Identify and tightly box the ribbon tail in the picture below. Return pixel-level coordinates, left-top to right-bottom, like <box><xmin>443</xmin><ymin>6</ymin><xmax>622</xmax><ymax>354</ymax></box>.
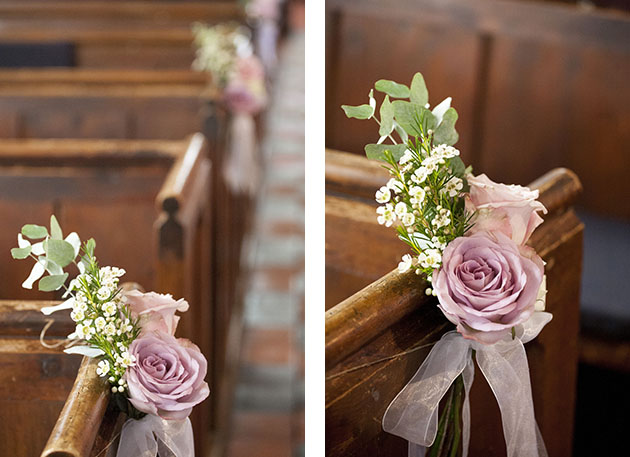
<box><xmin>460</xmin><ymin>354</ymin><xmax>475</xmax><ymax>457</ymax></box>
<box><xmin>223</xmin><ymin>112</ymin><xmax>259</xmax><ymax>196</ymax></box>
<box><xmin>476</xmin><ymin>341</ymin><xmax>548</xmax><ymax>457</ymax></box>
<box><xmin>116</xmin><ymin>415</ymin><xmax>194</xmax><ymax>457</ymax></box>
<box><xmin>382</xmin><ymin>331</ymin><xmax>471</xmax><ymax>449</ymax></box>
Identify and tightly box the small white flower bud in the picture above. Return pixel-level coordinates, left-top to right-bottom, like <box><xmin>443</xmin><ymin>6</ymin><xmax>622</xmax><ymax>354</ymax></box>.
<box><xmin>425</xmin><ymin>288</ymin><xmax>433</xmax><ymax>295</ymax></box>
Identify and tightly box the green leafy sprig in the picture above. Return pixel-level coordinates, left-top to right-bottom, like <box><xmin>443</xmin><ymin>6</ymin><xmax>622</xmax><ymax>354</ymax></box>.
<box><xmin>11</xmin><ymin>216</ymin><xmax>141</xmax><ymax>396</ymax></box>
<box><xmin>342</xmin><ymin>73</ymin><xmax>475</xmax><ymax>291</ymax></box>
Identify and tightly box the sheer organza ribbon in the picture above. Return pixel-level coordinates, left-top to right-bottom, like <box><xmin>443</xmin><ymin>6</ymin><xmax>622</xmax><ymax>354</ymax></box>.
<box><xmin>224</xmin><ymin>112</ymin><xmax>260</xmax><ymax>196</ymax></box>
<box><xmin>116</xmin><ymin>415</ymin><xmax>194</xmax><ymax>457</ymax></box>
<box><xmin>383</xmin><ymin>312</ymin><xmax>553</xmax><ymax>457</ymax></box>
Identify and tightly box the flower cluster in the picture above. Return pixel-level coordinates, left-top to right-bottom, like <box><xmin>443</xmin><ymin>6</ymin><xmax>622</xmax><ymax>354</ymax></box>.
<box><xmin>65</xmin><ymin>260</ymin><xmax>140</xmax><ymax>392</ymax></box>
<box><xmin>12</xmin><ymin>216</ymin><xmax>209</xmax><ymax>419</ymax></box>
<box><xmin>192</xmin><ymin>22</ymin><xmax>267</xmax><ymax>114</ymax></box>
<box><xmin>371</xmin><ymin>132</ymin><xmax>472</xmax><ymax>285</ymax></box>
<box><xmin>343</xmin><ymin>73</ymin><xmax>548</xmax><ymax>345</ymax></box>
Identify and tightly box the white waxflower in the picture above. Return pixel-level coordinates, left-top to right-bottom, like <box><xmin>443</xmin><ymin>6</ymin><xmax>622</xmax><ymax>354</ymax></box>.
<box><xmin>94</xmin><ymin>316</ymin><xmax>106</xmax><ymax>331</ymax></box>
<box><xmin>102</xmin><ymin>301</ymin><xmax>117</xmax><ymax>317</ymax></box>
<box><xmin>75</xmin><ymin>322</ymin><xmax>94</xmax><ymax>339</ymax></box>
<box><xmin>96</xmin><ymin>360</ymin><xmax>110</xmax><ymax>377</ymax></box>
<box><xmin>422</xmin><ymin>156</ymin><xmax>441</xmax><ymax>172</ymax></box>
<box><xmin>386</xmin><ymin>178</ymin><xmax>404</xmax><ymax>194</ymax></box>
<box><xmin>70</xmin><ymin>309</ymin><xmax>85</xmax><ymax>322</ymax></box>
<box><xmin>394</xmin><ymin>202</ymin><xmax>408</xmax><ymax>216</ymax></box>
<box><xmin>411</xmin><ymin>167</ymin><xmax>429</xmax><ymax>184</ymax></box>
<box><xmin>419</xmin><ymin>249</ymin><xmax>442</xmax><ymax>269</ymax></box>
<box><xmin>97</xmin><ymin>286</ymin><xmax>111</xmax><ymax>301</ymax></box>
<box><xmin>398</xmin><ymin>254</ymin><xmax>414</xmax><ymax>273</ymax></box>
<box><xmin>431</xmin><ymin>207</ymin><xmax>452</xmax><ymax>228</ymax></box>
<box><xmin>116</xmin><ymin>350</ymin><xmax>136</xmax><ymax>368</ymax></box>
<box><xmin>103</xmin><ymin>322</ymin><xmax>117</xmax><ymax>336</ymax></box>
<box><xmin>432</xmin><ymin>144</ymin><xmax>460</xmax><ymax>159</ymax></box>
<box><xmin>442</xmin><ymin>177</ymin><xmax>463</xmax><ymax>198</ymax></box>
<box><xmin>402</xmin><ymin>212</ymin><xmax>416</xmax><ymax>227</ymax></box>
<box><xmin>431</xmin><ymin>237</ymin><xmax>447</xmax><ymax>250</ymax></box>
<box><xmin>399</xmin><ymin>149</ymin><xmax>414</xmax><ymax>165</ymax></box>
<box><xmin>409</xmin><ymin>186</ymin><xmax>426</xmax><ymax>206</ymax></box>
<box><xmin>375</xmin><ymin>186</ymin><xmax>391</xmax><ymax>204</ymax></box>
<box><xmin>376</xmin><ymin>204</ymin><xmax>396</xmax><ymax>227</ymax></box>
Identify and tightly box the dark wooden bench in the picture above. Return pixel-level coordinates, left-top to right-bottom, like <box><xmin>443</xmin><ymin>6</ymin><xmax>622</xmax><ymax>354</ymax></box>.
<box><xmin>325</xmin><ymin>152</ymin><xmax>583</xmax><ymax>456</ymax></box>
<box><xmin>0</xmin><ymin>1</ymin><xmax>244</xmax><ymax>69</ymax></box>
<box><xmin>0</xmin><ymin>136</ymin><xmax>226</xmax><ymax>456</ymax></box>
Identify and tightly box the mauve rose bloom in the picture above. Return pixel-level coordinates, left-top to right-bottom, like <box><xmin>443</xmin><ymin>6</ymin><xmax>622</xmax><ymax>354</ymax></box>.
<box><xmin>224</xmin><ymin>55</ymin><xmax>267</xmax><ymax>114</ymax></box>
<box><xmin>125</xmin><ymin>331</ymin><xmax>209</xmax><ymax>420</ymax></box>
<box><xmin>434</xmin><ymin>232</ymin><xmax>544</xmax><ymax>344</ymax></box>
<box><xmin>465</xmin><ymin>173</ymin><xmax>547</xmax><ymax>245</ymax></box>
<box><xmin>125</xmin><ymin>291</ymin><xmax>189</xmax><ymax>336</ymax></box>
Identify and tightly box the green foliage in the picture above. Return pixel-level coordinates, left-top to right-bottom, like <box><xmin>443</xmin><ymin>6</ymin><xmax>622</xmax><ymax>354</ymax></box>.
<box><xmin>433</xmin><ymin>108</ymin><xmax>459</xmax><ymax>146</ymax></box>
<box><xmin>45</xmin><ymin>239</ymin><xmax>76</xmax><ymax>268</ymax></box>
<box><xmin>410</xmin><ymin>73</ymin><xmax>429</xmax><ymax>106</ymax></box>
<box><xmin>392</xmin><ymin>101</ymin><xmax>436</xmax><ymax>137</ymax></box>
<box><xmin>449</xmin><ymin>156</ymin><xmax>466</xmax><ymax>178</ymax></box>
<box><xmin>50</xmin><ymin>215</ymin><xmax>63</xmax><ymax>240</ymax></box>
<box><xmin>38</xmin><ymin>273</ymin><xmax>69</xmax><ymax>292</ymax></box>
<box><xmin>379</xmin><ymin>95</ymin><xmax>394</xmax><ymax>137</ymax></box>
<box><xmin>85</xmin><ymin>238</ymin><xmax>96</xmax><ymax>257</ymax></box>
<box><xmin>365</xmin><ymin>143</ymin><xmax>407</xmax><ymax>162</ymax></box>
<box><xmin>341</xmin><ymin>104</ymin><xmax>373</xmax><ymax>120</ymax></box>
<box><xmin>21</xmin><ymin>224</ymin><xmax>48</xmax><ymax>239</ymax></box>
<box><xmin>375</xmin><ymin>79</ymin><xmax>410</xmax><ymax>98</ymax></box>
<box><xmin>11</xmin><ymin>246</ymin><xmax>31</xmax><ymax>259</ymax></box>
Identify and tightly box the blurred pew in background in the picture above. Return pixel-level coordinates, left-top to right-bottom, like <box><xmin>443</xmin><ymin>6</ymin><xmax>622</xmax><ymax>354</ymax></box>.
<box><xmin>0</xmin><ymin>1</ymin><xmax>244</xmax><ymax>69</ymax></box>
<box><xmin>325</xmin><ymin>156</ymin><xmax>584</xmax><ymax>456</ymax></box>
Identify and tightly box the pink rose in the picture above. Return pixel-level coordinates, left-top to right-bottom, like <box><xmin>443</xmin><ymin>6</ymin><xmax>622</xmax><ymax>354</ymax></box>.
<box><xmin>224</xmin><ymin>56</ymin><xmax>267</xmax><ymax>114</ymax></box>
<box><xmin>125</xmin><ymin>331</ymin><xmax>209</xmax><ymax>420</ymax></box>
<box><xmin>465</xmin><ymin>173</ymin><xmax>547</xmax><ymax>245</ymax></box>
<box><xmin>125</xmin><ymin>291</ymin><xmax>189</xmax><ymax>336</ymax></box>
<box><xmin>434</xmin><ymin>232</ymin><xmax>544</xmax><ymax>344</ymax></box>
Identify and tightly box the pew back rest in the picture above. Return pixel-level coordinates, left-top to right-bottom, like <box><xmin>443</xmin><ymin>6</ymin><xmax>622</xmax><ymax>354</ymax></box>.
<box><xmin>0</xmin><ymin>69</ymin><xmax>218</xmax><ymax>140</ymax></box>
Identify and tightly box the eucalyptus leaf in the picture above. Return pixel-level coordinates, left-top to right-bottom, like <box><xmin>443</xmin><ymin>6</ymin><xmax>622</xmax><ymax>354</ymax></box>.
<box><xmin>433</xmin><ymin>107</ymin><xmax>459</xmax><ymax>146</ymax></box>
<box><xmin>379</xmin><ymin>95</ymin><xmax>394</xmax><ymax>137</ymax></box>
<box><xmin>45</xmin><ymin>239</ymin><xmax>76</xmax><ymax>267</ymax></box>
<box><xmin>375</xmin><ymin>79</ymin><xmax>410</xmax><ymax>98</ymax></box>
<box><xmin>364</xmin><ymin>143</ymin><xmax>408</xmax><ymax>162</ymax></box>
<box><xmin>38</xmin><ymin>273</ymin><xmax>69</xmax><ymax>292</ymax></box>
<box><xmin>392</xmin><ymin>101</ymin><xmax>436</xmax><ymax>137</ymax></box>
<box><xmin>11</xmin><ymin>246</ymin><xmax>31</xmax><ymax>259</ymax></box>
<box><xmin>410</xmin><ymin>73</ymin><xmax>429</xmax><ymax>106</ymax></box>
<box><xmin>341</xmin><ymin>104</ymin><xmax>374</xmax><ymax>120</ymax></box>
<box><xmin>39</xmin><ymin>257</ymin><xmax>63</xmax><ymax>275</ymax></box>
<box><xmin>21</xmin><ymin>224</ymin><xmax>48</xmax><ymax>239</ymax></box>
<box><xmin>393</xmin><ymin>121</ymin><xmax>408</xmax><ymax>143</ymax></box>
<box><xmin>450</xmin><ymin>156</ymin><xmax>466</xmax><ymax>178</ymax></box>
<box><xmin>85</xmin><ymin>238</ymin><xmax>96</xmax><ymax>257</ymax></box>
<box><xmin>50</xmin><ymin>215</ymin><xmax>63</xmax><ymax>240</ymax></box>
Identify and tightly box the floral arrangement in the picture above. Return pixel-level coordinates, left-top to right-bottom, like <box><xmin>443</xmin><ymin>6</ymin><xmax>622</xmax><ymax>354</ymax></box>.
<box><xmin>342</xmin><ymin>74</ymin><xmax>550</xmax><ymax>457</ymax></box>
<box><xmin>11</xmin><ymin>216</ymin><xmax>209</xmax><ymax>455</ymax></box>
<box><xmin>192</xmin><ymin>22</ymin><xmax>267</xmax><ymax>115</ymax></box>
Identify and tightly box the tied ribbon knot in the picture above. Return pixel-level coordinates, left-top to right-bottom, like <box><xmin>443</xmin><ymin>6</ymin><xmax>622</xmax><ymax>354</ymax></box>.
<box><xmin>383</xmin><ymin>312</ymin><xmax>552</xmax><ymax>457</ymax></box>
<box><xmin>116</xmin><ymin>415</ymin><xmax>194</xmax><ymax>457</ymax></box>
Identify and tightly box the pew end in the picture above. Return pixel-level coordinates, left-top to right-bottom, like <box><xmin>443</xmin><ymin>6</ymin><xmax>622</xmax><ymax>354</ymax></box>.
<box><xmin>325</xmin><ymin>160</ymin><xmax>583</xmax><ymax>456</ymax></box>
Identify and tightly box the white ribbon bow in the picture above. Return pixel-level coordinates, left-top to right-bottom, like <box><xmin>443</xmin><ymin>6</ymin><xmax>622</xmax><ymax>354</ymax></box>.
<box><xmin>383</xmin><ymin>312</ymin><xmax>552</xmax><ymax>457</ymax></box>
<box><xmin>116</xmin><ymin>415</ymin><xmax>194</xmax><ymax>457</ymax></box>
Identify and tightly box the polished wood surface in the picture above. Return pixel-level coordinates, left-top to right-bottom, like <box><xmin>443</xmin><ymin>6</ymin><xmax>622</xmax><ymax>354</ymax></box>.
<box><xmin>326</xmin><ymin>0</ymin><xmax>630</xmax><ymax>218</ymax></box>
<box><xmin>326</xmin><ymin>162</ymin><xmax>583</xmax><ymax>456</ymax></box>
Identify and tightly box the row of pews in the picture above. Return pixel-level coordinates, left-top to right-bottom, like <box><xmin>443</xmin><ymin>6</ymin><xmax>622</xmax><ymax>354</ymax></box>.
<box><xmin>0</xmin><ymin>1</ymin><xmax>282</xmax><ymax>456</ymax></box>
<box><xmin>325</xmin><ymin>150</ymin><xmax>584</xmax><ymax>456</ymax></box>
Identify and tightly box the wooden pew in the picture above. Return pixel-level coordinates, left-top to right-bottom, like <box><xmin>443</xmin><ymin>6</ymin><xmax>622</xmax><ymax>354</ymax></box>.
<box><xmin>0</xmin><ymin>136</ymin><xmax>220</xmax><ymax>456</ymax></box>
<box><xmin>0</xmin><ymin>1</ymin><xmax>245</xmax><ymax>69</ymax></box>
<box><xmin>0</xmin><ymin>299</ymin><xmax>80</xmax><ymax>457</ymax></box>
<box><xmin>326</xmin><ymin>0</ymin><xmax>630</xmax><ymax>219</ymax></box>
<box><xmin>326</xmin><ymin>158</ymin><xmax>583</xmax><ymax>456</ymax></box>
